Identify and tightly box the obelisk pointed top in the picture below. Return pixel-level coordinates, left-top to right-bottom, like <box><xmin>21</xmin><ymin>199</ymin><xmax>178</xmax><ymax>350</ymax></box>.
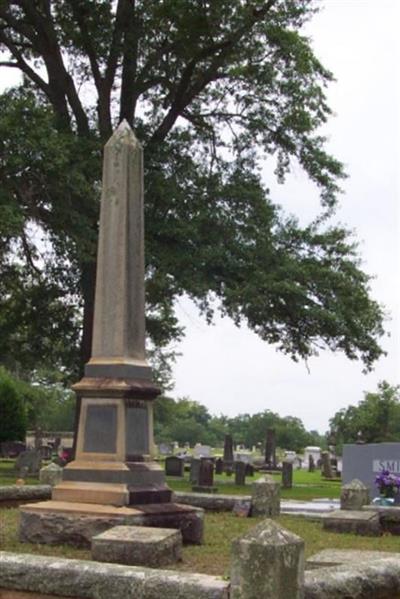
<box><xmin>105</xmin><ymin>119</ymin><xmax>142</xmax><ymax>148</ymax></box>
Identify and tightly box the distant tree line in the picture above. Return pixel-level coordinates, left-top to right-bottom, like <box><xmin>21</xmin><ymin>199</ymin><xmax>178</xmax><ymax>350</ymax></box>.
<box><xmin>1</xmin><ymin>367</ymin><xmax>398</xmax><ymax>454</ymax></box>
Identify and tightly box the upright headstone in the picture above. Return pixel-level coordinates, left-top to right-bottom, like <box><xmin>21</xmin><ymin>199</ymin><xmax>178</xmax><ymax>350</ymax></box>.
<box><xmin>15</xmin><ymin>450</ymin><xmax>42</xmax><ymax>477</ymax></box>
<box><xmin>223</xmin><ymin>434</ymin><xmax>234</xmax><ymax>465</ymax></box>
<box><xmin>192</xmin><ymin>458</ymin><xmax>218</xmax><ymax>493</ymax></box>
<box><xmin>308</xmin><ymin>454</ymin><xmax>315</xmax><ymax>472</ymax></box>
<box><xmin>265</xmin><ymin>428</ymin><xmax>277</xmax><ymax>469</ymax></box>
<box><xmin>282</xmin><ymin>461</ymin><xmax>293</xmax><ymax>489</ymax></box>
<box><xmin>165</xmin><ymin>456</ymin><xmax>184</xmax><ymax>477</ymax></box>
<box><xmin>245</xmin><ymin>463</ymin><xmax>254</xmax><ymax>477</ymax></box>
<box><xmin>234</xmin><ymin>461</ymin><xmax>246</xmax><ymax>486</ymax></box>
<box><xmin>190</xmin><ymin>458</ymin><xmax>201</xmax><ymax>484</ymax></box>
<box><xmin>321</xmin><ymin>451</ymin><xmax>333</xmax><ymax>479</ymax></box>
<box><xmin>215</xmin><ymin>457</ymin><xmax>223</xmax><ymax>475</ymax></box>
<box><xmin>54</xmin><ymin>121</ymin><xmax>169</xmax><ymax>506</ymax></box>
<box><xmin>230</xmin><ymin>520</ymin><xmax>304</xmax><ymax>599</ymax></box>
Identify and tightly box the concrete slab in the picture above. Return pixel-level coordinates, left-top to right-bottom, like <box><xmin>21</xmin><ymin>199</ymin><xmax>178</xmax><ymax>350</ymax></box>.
<box><xmin>322</xmin><ymin>509</ymin><xmax>381</xmax><ymax>536</ymax></box>
<box><xmin>307</xmin><ymin>548</ymin><xmax>400</xmax><ymax>569</ymax></box>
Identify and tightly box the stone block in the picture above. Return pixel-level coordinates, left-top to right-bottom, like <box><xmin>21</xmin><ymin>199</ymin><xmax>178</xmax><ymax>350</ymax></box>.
<box><xmin>92</xmin><ymin>525</ymin><xmax>182</xmax><ymax>567</ymax></box>
<box><xmin>251</xmin><ymin>475</ymin><xmax>280</xmax><ymax>517</ymax></box>
<box><xmin>52</xmin><ymin>481</ymin><xmax>129</xmax><ymax>505</ymax></box>
<box><xmin>307</xmin><ymin>548</ymin><xmax>400</xmax><ymax>569</ymax></box>
<box><xmin>230</xmin><ymin>519</ymin><xmax>304</xmax><ymax>598</ymax></box>
<box><xmin>39</xmin><ymin>463</ymin><xmax>63</xmax><ymax>487</ymax></box>
<box><xmin>19</xmin><ymin>500</ymin><xmax>204</xmax><ymax>547</ymax></box>
<box><xmin>340</xmin><ymin>478</ymin><xmax>369</xmax><ymax>510</ymax></box>
<box><xmin>322</xmin><ymin>509</ymin><xmax>381</xmax><ymax>536</ymax></box>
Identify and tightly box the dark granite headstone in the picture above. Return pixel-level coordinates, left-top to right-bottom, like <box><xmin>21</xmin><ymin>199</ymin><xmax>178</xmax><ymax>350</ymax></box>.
<box><xmin>215</xmin><ymin>457</ymin><xmax>223</xmax><ymax>474</ymax></box>
<box><xmin>234</xmin><ymin>461</ymin><xmax>246</xmax><ymax>486</ymax></box>
<box><xmin>165</xmin><ymin>456</ymin><xmax>184</xmax><ymax>477</ymax></box>
<box><xmin>282</xmin><ymin>461</ymin><xmax>293</xmax><ymax>489</ymax></box>
<box><xmin>245</xmin><ymin>463</ymin><xmax>254</xmax><ymax>477</ymax></box>
<box><xmin>198</xmin><ymin>458</ymin><xmax>214</xmax><ymax>487</ymax></box>
<box><xmin>39</xmin><ymin>445</ymin><xmax>52</xmax><ymax>460</ymax></box>
<box><xmin>84</xmin><ymin>404</ymin><xmax>117</xmax><ymax>454</ymax></box>
<box><xmin>342</xmin><ymin>442</ymin><xmax>400</xmax><ymax>499</ymax></box>
<box><xmin>265</xmin><ymin>428</ymin><xmax>277</xmax><ymax>468</ymax></box>
<box><xmin>321</xmin><ymin>451</ymin><xmax>333</xmax><ymax>478</ymax></box>
<box><xmin>308</xmin><ymin>454</ymin><xmax>315</xmax><ymax>472</ymax></box>
<box><xmin>223</xmin><ymin>434</ymin><xmax>234</xmax><ymax>463</ymax></box>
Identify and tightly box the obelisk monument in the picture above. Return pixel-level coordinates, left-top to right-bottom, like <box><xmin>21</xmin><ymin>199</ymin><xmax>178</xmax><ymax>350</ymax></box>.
<box><xmin>53</xmin><ymin>120</ymin><xmax>169</xmax><ymax>505</ymax></box>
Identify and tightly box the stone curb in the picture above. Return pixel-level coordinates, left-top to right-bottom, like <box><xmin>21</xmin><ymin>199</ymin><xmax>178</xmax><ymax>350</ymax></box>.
<box><xmin>174</xmin><ymin>491</ymin><xmax>251</xmax><ymax>511</ymax></box>
<box><xmin>0</xmin><ymin>552</ymin><xmax>229</xmax><ymax>599</ymax></box>
<box><xmin>0</xmin><ymin>484</ymin><xmax>51</xmax><ymax>501</ymax></box>
<box><xmin>304</xmin><ymin>558</ymin><xmax>400</xmax><ymax>598</ymax></box>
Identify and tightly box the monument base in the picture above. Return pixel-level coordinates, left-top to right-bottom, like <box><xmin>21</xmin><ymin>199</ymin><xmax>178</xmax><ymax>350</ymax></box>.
<box><xmin>19</xmin><ymin>500</ymin><xmax>204</xmax><ymax>547</ymax></box>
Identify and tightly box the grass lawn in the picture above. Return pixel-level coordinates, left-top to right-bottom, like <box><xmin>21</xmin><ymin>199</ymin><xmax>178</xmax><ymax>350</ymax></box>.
<box><xmin>1</xmin><ymin>507</ymin><xmax>400</xmax><ymax>577</ymax></box>
<box><xmin>0</xmin><ymin>460</ymin><xmax>39</xmax><ymax>486</ymax></box>
<box><xmin>167</xmin><ymin>469</ymin><xmax>341</xmax><ymax>501</ymax></box>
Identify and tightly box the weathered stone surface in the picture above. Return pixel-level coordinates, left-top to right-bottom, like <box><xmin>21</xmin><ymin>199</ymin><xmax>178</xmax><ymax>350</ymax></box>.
<box><xmin>363</xmin><ymin>504</ymin><xmax>400</xmax><ymax>534</ymax></box>
<box><xmin>307</xmin><ymin>548</ymin><xmax>400</xmax><ymax>569</ymax></box>
<box><xmin>304</xmin><ymin>558</ymin><xmax>400</xmax><ymax>598</ymax></box>
<box><xmin>321</xmin><ymin>451</ymin><xmax>333</xmax><ymax>479</ymax></box>
<box><xmin>19</xmin><ymin>501</ymin><xmax>204</xmax><ymax>547</ymax></box>
<box><xmin>0</xmin><ymin>552</ymin><xmax>229</xmax><ymax>599</ymax></box>
<box><xmin>15</xmin><ymin>450</ymin><xmax>42</xmax><ymax>476</ymax></box>
<box><xmin>234</xmin><ymin>462</ymin><xmax>246</xmax><ymax>486</ymax></box>
<box><xmin>230</xmin><ymin>519</ymin><xmax>304</xmax><ymax>598</ymax></box>
<box><xmin>39</xmin><ymin>463</ymin><xmax>63</xmax><ymax>487</ymax></box>
<box><xmin>0</xmin><ymin>485</ymin><xmax>51</xmax><ymax>503</ymax></box>
<box><xmin>322</xmin><ymin>509</ymin><xmax>381</xmax><ymax>536</ymax></box>
<box><xmin>282</xmin><ymin>461</ymin><xmax>293</xmax><ymax>489</ymax></box>
<box><xmin>251</xmin><ymin>476</ymin><xmax>280</xmax><ymax>517</ymax></box>
<box><xmin>92</xmin><ymin>525</ymin><xmax>182</xmax><ymax>567</ymax></box>
<box><xmin>340</xmin><ymin>478</ymin><xmax>369</xmax><ymax>510</ymax></box>
<box><xmin>174</xmin><ymin>491</ymin><xmax>252</xmax><ymax>512</ymax></box>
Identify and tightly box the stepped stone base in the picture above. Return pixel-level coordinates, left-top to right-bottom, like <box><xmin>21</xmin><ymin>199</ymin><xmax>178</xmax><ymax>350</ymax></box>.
<box><xmin>19</xmin><ymin>500</ymin><xmax>204</xmax><ymax>547</ymax></box>
<box><xmin>52</xmin><ymin>481</ymin><xmax>129</xmax><ymax>506</ymax></box>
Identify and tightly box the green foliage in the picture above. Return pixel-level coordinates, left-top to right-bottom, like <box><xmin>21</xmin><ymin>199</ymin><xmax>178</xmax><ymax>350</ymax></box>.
<box><xmin>330</xmin><ymin>381</ymin><xmax>400</xmax><ymax>451</ymax></box>
<box><xmin>0</xmin><ymin>0</ymin><xmax>385</xmax><ymax>386</ymax></box>
<box><xmin>154</xmin><ymin>396</ymin><xmax>322</xmax><ymax>451</ymax></box>
<box><xmin>0</xmin><ymin>367</ymin><xmax>26</xmax><ymax>443</ymax></box>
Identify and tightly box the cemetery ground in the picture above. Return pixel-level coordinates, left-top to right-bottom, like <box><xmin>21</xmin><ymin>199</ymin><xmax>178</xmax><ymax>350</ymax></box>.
<box><xmin>2</xmin><ymin>506</ymin><xmax>400</xmax><ymax>577</ymax></box>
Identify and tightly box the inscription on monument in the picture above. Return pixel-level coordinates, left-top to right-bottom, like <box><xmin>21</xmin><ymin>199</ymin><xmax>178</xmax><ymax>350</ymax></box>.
<box><xmin>126</xmin><ymin>406</ymin><xmax>148</xmax><ymax>455</ymax></box>
<box><xmin>83</xmin><ymin>405</ymin><xmax>117</xmax><ymax>453</ymax></box>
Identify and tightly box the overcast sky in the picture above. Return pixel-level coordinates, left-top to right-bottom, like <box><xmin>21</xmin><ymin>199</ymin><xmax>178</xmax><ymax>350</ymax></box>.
<box><xmin>0</xmin><ymin>1</ymin><xmax>398</xmax><ymax>433</ymax></box>
<box><xmin>172</xmin><ymin>0</ymin><xmax>400</xmax><ymax>432</ymax></box>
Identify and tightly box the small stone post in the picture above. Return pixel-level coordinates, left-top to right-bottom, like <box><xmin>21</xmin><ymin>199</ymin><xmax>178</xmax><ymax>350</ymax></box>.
<box><xmin>282</xmin><ymin>461</ymin><xmax>293</xmax><ymax>489</ymax></box>
<box><xmin>341</xmin><ymin>479</ymin><xmax>370</xmax><ymax>510</ymax></box>
<box><xmin>39</xmin><ymin>463</ymin><xmax>63</xmax><ymax>487</ymax></box>
<box><xmin>251</xmin><ymin>475</ymin><xmax>280</xmax><ymax>516</ymax></box>
<box><xmin>230</xmin><ymin>519</ymin><xmax>304</xmax><ymax>599</ymax></box>
<box><xmin>308</xmin><ymin>454</ymin><xmax>315</xmax><ymax>472</ymax></box>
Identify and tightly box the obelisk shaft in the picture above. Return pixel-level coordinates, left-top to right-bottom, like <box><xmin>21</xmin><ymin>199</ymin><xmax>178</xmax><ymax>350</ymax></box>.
<box><xmin>85</xmin><ymin>120</ymin><xmax>150</xmax><ymax>380</ymax></box>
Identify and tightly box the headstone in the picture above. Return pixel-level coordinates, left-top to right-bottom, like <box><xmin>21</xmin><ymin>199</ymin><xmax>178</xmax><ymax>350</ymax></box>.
<box><xmin>282</xmin><ymin>461</ymin><xmax>293</xmax><ymax>489</ymax></box>
<box><xmin>342</xmin><ymin>443</ymin><xmax>400</xmax><ymax>500</ymax></box>
<box><xmin>234</xmin><ymin>452</ymin><xmax>253</xmax><ymax>464</ymax></box>
<box><xmin>234</xmin><ymin>461</ymin><xmax>246</xmax><ymax>486</ymax></box>
<box><xmin>322</xmin><ymin>510</ymin><xmax>381</xmax><ymax>536</ymax></box>
<box><xmin>190</xmin><ymin>458</ymin><xmax>201</xmax><ymax>484</ymax></box>
<box><xmin>15</xmin><ymin>450</ymin><xmax>42</xmax><ymax>476</ymax></box>
<box><xmin>230</xmin><ymin>520</ymin><xmax>304</xmax><ymax>599</ymax></box>
<box><xmin>321</xmin><ymin>451</ymin><xmax>333</xmax><ymax>478</ymax></box>
<box><xmin>192</xmin><ymin>458</ymin><xmax>218</xmax><ymax>493</ymax></box>
<box><xmin>215</xmin><ymin>457</ymin><xmax>223</xmax><ymax>474</ymax></box>
<box><xmin>251</xmin><ymin>475</ymin><xmax>280</xmax><ymax>517</ymax></box>
<box><xmin>232</xmin><ymin>499</ymin><xmax>252</xmax><ymax>518</ymax></box>
<box><xmin>340</xmin><ymin>478</ymin><xmax>370</xmax><ymax>510</ymax></box>
<box><xmin>223</xmin><ymin>434</ymin><xmax>234</xmax><ymax>464</ymax></box>
<box><xmin>39</xmin><ymin>462</ymin><xmax>63</xmax><ymax>487</ymax></box>
<box><xmin>265</xmin><ymin>428</ymin><xmax>277</xmax><ymax>468</ymax></box>
<box><xmin>245</xmin><ymin>463</ymin><xmax>254</xmax><ymax>477</ymax></box>
<box><xmin>165</xmin><ymin>455</ymin><xmax>184</xmax><ymax>477</ymax></box>
<box><xmin>308</xmin><ymin>454</ymin><xmax>315</xmax><ymax>472</ymax></box>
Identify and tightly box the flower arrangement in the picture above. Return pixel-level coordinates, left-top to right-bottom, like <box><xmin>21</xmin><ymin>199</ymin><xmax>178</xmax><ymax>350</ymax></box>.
<box><xmin>375</xmin><ymin>469</ymin><xmax>400</xmax><ymax>499</ymax></box>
